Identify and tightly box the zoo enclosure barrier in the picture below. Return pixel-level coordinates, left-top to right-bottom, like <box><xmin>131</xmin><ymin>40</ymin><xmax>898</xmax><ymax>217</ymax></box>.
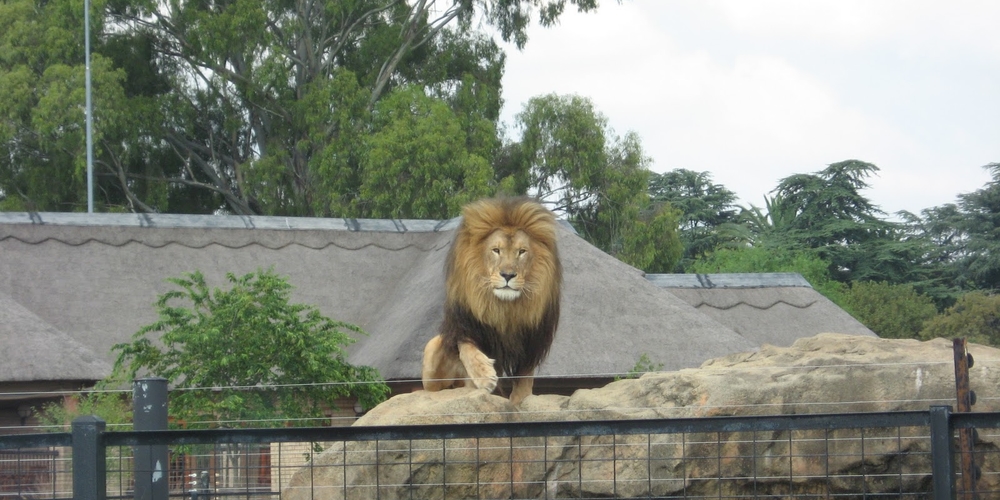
<box><xmin>1</xmin><ymin>406</ymin><xmax>999</xmax><ymax>500</ymax></box>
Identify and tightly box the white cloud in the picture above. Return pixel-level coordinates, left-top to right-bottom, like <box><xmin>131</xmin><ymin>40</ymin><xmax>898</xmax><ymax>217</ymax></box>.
<box><xmin>499</xmin><ymin>1</ymin><xmax>1000</xmax><ymax>215</ymax></box>
<box><xmin>709</xmin><ymin>0</ymin><xmax>1000</xmax><ymax>59</ymax></box>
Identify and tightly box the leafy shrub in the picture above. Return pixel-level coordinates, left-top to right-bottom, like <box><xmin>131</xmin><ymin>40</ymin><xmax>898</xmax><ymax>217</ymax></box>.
<box><xmin>42</xmin><ymin>269</ymin><xmax>390</xmax><ymax>429</ymax></box>
<box><xmin>921</xmin><ymin>292</ymin><xmax>1000</xmax><ymax>347</ymax></box>
<box><xmin>841</xmin><ymin>281</ymin><xmax>937</xmax><ymax>339</ymax></box>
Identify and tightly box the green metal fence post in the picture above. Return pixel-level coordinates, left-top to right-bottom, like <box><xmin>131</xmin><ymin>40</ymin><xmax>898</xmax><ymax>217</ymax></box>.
<box><xmin>133</xmin><ymin>377</ymin><xmax>169</xmax><ymax>500</ymax></box>
<box><xmin>72</xmin><ymin>415</ymin><xmax>106</xmax><ymax>500</ymax></box>
<box><xmin>930</xmin><ymin>405</ymin><xmax>955</xmax><ymax>500</ymax></box>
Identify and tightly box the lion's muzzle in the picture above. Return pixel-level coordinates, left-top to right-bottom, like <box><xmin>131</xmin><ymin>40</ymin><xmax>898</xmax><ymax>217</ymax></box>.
<box><xmin>493</xmin><ymin>287</ymin><xmax>521</xmax><ymax>301</ymax></box>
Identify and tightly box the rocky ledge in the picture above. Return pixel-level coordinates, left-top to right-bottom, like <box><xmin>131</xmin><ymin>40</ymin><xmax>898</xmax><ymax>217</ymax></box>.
<box><xmin>283</xmin><ymin>333</ymin><xmax>1000</xmax><ymax>499</ymax></box>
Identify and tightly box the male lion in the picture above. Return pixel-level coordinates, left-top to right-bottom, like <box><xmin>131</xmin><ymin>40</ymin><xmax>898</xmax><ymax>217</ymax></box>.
<box><xmin>421</xmin><ymin>197</ymin><xmax>562</xmax><ymax>406</ymax></box>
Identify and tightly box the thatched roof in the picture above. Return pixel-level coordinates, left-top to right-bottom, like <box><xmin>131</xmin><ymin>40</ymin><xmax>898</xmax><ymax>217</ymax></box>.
<box><xmin>647</xmin><ymin>273</ymin><xmax>874</xmax><ymax>348</ymax></box>
<box><xmin>0</xmin><ymin>212</ymin><xmax>874</xmax><ymax>386</ymax></box>
<box><xmin>0</xmin><ymin>292</ymin><xmax>111</xmax><ymax>382</ymax></box>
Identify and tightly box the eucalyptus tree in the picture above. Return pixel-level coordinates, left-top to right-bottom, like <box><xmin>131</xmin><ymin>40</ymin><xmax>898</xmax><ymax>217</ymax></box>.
<box><xmin>1</xmin><ymin>0</ymin><xmax>604</xmax><ymax>216</ymax></box>
<box><xmin>510</xmin><ymin>93</ymin><xmax>682</xmax><ymax>272</ymax></box>
<box><xmin>109</xmin><ymin>0</ymin><xmax>516</xmax><ymax>216</ymax></box>
<box><xmin>0</xmin><ymin>0</ymin><xmax>143</xmax><ymax>211</ymax></box>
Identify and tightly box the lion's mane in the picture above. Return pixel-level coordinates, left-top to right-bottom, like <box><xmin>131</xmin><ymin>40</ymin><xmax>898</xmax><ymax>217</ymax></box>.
<box><xmin>439</xmin><ymin>197</ymin><xmax>562</xmax><ymax>380</ymax></box>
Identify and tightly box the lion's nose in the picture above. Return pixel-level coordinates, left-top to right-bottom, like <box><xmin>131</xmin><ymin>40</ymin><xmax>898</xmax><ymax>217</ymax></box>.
<box><xmin>500</xmin><ymin>271</ymin><xmax>517</xmax><ymax>283</ymax></box>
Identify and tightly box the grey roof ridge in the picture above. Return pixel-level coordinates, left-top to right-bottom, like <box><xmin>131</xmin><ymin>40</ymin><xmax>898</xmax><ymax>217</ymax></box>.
<box><xmin>0</xmin><ymin>212</ymin><xmax>579</xmax><ymax>233</ymax></box>
<box><xmin>0</xmin><ymin>211</ymin><xmax>462</xmax><ymax>233</ymax></box>
<box><xmin>646</xmin><ymin>272</ymin><xmax>813</xmax><ymax>289</ymax></box>
<box><xmin>0</xmin><ymin>234</ymin><xmax>452</xmax><ymax>252</ymax></box>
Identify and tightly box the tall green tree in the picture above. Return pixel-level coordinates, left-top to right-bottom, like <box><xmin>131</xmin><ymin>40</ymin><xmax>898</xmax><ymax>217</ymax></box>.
<box><xmin>510</xmin><ymin>93</ymin><xmax>682</xmax><ymax>272</ymax></box>
<box><xmin>648</xmin><ymin>169</ymin><xmax>741</xmax><ymax>269</ymax></box>
<box><xmin>749</xmin><ymin>160</ymin><xmax>923</xmax><ymax>284</ymax></box>
<box><xmin>111</xmin><ymin>269</ymin><xmax>389</xmax><ymax>428</ymax></box>
<box><xmin>910</xmin><ymin>163</ymin><xmax>1000</xmax><ymax>294</ymax></box>
<box><xmin>357</xmin><ymin>85</ymin><xmax>494</xmax><ymax>218</ymax></box>
<box><xmin>1</xmin><ymin>0</ymin><xmax>603</xmax><ymax>216</ymax></box>
<box><xmin>0</xmin><ymin>0</ymin><xmax>145</xmax><ymax>212</ymax></box>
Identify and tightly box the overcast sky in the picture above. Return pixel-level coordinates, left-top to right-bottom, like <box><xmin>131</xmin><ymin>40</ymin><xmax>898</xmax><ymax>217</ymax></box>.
<box><xmin>498</xmin><ymin>0</ymin><xmax>999</xmax><ymax>217</ymax></box>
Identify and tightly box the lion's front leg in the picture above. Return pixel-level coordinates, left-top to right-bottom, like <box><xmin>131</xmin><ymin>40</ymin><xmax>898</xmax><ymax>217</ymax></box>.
<box><xmin>422</xmin><ymin>335</ymin><xmax>468</xmax><ymax>391</ymax></box>
<box><xmin>508</xmin><ymin>375</ymin><xmax>534</xmax><ymax>407</ymax></box>
<box><xmin>458</xmin><ymin>341</ymin><xmax>498</xmax><ymax>393</ymax></box>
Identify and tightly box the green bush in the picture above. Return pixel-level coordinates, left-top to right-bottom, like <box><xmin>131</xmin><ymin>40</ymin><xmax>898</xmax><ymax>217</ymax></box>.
<box><xmin>113</xmin><ymin>269</ymin><xmax>390</xmax><ymax>427</ymax></box>
<box><xmin>921</xmin><ymin>292</ymin><xmax>1000</xmax><ymax>347</ymax></box>
<box><xmin>841</xmin><ymin>281</ymin><xmax>937</xmax><ymax>339</ymax></box>
<box><xmin>43</xmin><ymin>269</ymin><xmax>390</xmax><ymax>429</ymax></box>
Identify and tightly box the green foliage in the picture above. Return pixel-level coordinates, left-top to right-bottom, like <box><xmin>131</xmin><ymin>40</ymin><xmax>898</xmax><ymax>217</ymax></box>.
<box><xmin>920</xmin><ymin>292</ymin><xmax>1000</xmax><ymax>347</ymax></box>
<box><xmin>111</xmin><ymin>269</ymin><xmax>388</xmax><ymax>428</ymax></box>
<box><xmin>618</xmin><ymin>353</ymin><xmax>664</xmax><ymax>380</ymax></box>
<box><xmin>510</xmin><ymin>94</ymin><xmax>682</xmax><ymax>272</ymax></box>
<box><xmin>38</xmin><ymin>389</ymin><xmax>132</xmax><ymax>431</ymax></box>
<box><xmin>743</xmin><ymin>160</ymin><xmax>923</xmax><ymax>286</ymax></box>
<box><xmin>357</xmin><ymin>86</ymin><xmax>494</xmax><ymax>218</ymax></box>
<box><xmin>515</xmin><ymin>93</ymin><xmax>609</xmax><ymax>208</ymax></box>
<box><xmin>617</xmin><ymin>202</ymin><xmax>685</xmax><ymax>274</ymax></box>
<box><xmin>0</xmin><ymin>0</ymin><xmax>137</xmax><ymax>212</ymax></box>
<box><xmin>912</xmin><ymin>163</ymin><xmax>1000</xmax><ymax>294</ymax></box>
<box><xmin>841</xmin><ymin>281</ymin><xmax>937</xmax><ymax>340</ymax></box>
<box><xmin>769</xmin><ymin>160</ymin><xmax>890</xmax><ymax>246</ymax></box>
<box><xmin>1</xmin><ymin>0</ymin><xmax>599</xmax><ymax>215</ymax></box>
<box><xmin>648</xmin><ymin>169</ymin><xmax>742</xmax><ymax>270</ymax></box>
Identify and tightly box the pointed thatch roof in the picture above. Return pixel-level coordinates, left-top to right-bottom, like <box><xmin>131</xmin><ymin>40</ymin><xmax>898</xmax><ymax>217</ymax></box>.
<box><xmin>0</xmin><ymin>212</ymin><xmax>873</xmax><ymax>387</ymax></box>
<box><xmin>0</xmin><ymin>292</ymin><xmax>111</xmax><ymax>382</ymax></box>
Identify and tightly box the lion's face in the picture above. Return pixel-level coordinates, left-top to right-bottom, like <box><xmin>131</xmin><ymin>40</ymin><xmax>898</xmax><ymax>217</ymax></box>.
<box><xmin>445</xmin><ymin>197</ymin><xmax>562</xmax><ymax>333</ymax></box>
<box><xmin>484</xmin><ymin>229</ymin><xmax>533</xmax><ymax>301</ymax></box>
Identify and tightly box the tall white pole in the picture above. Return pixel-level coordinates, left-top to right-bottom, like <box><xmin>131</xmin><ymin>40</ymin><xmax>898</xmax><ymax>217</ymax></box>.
<box><xmin>85</xmin><ymin>0</ymin><xmax>94</xmax><ymax>213</ymax></box>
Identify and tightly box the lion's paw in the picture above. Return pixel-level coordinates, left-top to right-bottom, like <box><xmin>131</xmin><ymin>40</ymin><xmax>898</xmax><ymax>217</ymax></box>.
<box><xmin>467</xmin><ymin>352</ymin><xmax>498</xmax><ymax>393</ymax></box>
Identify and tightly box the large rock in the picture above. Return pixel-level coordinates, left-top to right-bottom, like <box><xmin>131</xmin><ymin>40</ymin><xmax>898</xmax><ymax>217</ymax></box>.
<box><xmin>283</xmin><ymin>334</ymin><xmax>1000</xmax><ymax>499</ymax></box>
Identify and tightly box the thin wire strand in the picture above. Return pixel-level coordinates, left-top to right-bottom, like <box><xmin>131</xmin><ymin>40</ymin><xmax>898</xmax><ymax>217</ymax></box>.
<box><xmin>0</xmin><ymin>359</ymin><xmax>955</xmax><ymax>398</ymax></box>
<box><xmin>4</xmin><ymin>359</ymin><xmax>974</xmax><ymax>429</ymax></box>
<box><xmin>9</xmin><ymin>395</ymin><xmax>964</xmax><ymax>431</ymax></box>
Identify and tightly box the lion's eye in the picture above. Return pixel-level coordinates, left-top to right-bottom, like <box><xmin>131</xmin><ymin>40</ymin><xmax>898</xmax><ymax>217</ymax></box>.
<box><xmin>518</xmin><ymin>249</ymin><xmax>527</xmax><ymax>256</ymax></box>
<box><xmin>492</xmin><ymin>248</ymin><xmax>501</xmax><ymax>255</ymax></box>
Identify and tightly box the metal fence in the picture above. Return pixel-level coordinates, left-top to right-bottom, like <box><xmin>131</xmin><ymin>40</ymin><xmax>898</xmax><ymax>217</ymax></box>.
<box><xmin>1</xmin><ymin>406</ymin><xmax>998</xmax><ymax>500</ymax></box>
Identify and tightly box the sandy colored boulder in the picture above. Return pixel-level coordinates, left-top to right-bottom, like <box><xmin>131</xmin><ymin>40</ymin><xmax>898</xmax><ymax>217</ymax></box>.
<box><xmin>283</xmin><ymin>334</ymin><xmax>1000</xmax><ymax>499</ymax></box>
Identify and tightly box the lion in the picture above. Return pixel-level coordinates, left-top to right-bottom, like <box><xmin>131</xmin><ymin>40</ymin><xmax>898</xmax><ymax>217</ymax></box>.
<box><xmin>421</xmin><ymin>196</ymin><xmax>562</xmax><ymax>406</ymax></box>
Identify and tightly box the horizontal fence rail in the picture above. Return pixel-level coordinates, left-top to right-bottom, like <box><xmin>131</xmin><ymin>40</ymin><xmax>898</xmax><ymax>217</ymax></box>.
<box><xmin>2</xmin><ymin>407</ymin><xmax>998</xmax><ymax>499</ymax></box>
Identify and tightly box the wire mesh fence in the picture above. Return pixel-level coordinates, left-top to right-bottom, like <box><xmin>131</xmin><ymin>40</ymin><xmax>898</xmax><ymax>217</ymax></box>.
<box><xmin>0</xmin><ymin>449</ymin><xmax>69</xmax><ymax>499</ymax></box>
<box><xmin>269</xmin><ymin>414</ymin><xmax>950</xmax><ymax>500</ymax></box>
<box><xmin>4</xmin><ymin>408</ymin><xmax>1000</xmax><ymax>500</ymax></box>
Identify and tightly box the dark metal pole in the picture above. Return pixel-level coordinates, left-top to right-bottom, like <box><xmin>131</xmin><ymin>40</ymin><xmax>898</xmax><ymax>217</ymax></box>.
<box><xmin>73</xmin><ymin>415</ymin><xmax>106</xmax><ymax>500</ymax></box>
<box><xmin>930</xmin><ymin>406</ymin><xmax>955</xmax><ymax>500</ymax></box>
<box><xmin>84</xmin><ymin>0</ymin><xmax>94</xmax><ymax>213</ymax></box>
<box><xmin>133</xmin><ymin>378</ymin><xmax>169</xmax><ymax>500</ymax></box>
